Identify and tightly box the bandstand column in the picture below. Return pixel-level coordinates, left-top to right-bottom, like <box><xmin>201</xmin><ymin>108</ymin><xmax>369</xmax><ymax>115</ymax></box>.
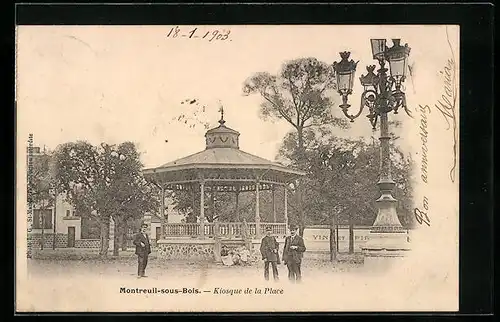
<box><xmin>272</xmin><ymin>186</ymin><xmax>277</xmax><ymax>222</ymax></box>
<box><xmin>211</xmin><ymin>188</ymin><xmax>216</xmax><ymax>221</ymax></box>
<box><xmin>191</xmin><ymin>185</ymin><xmax>195</xmax><ymax>211</ymax></box>
<box><xmin>160</xmin><ymin>184</ymin><xmax>165</xmax><ymax>238</ymax></box>
<box><xmin>199</xmin><ymin>180</ymin><xmax>205</xmax><ymax>239</ymax></box>
<box><xmin>235</xmin><ymin>189</ymin><xmax>240</xmax><ymax>222</ymax></box>
<box><xmin>284</xmin><ymin>185</ymin><xmax>289</xmax><ymax>231</ymax></box>
<box><xmin>255</xmin><ymin>180</ymin><xmax>261</xmax><ymax>238</ymax></box>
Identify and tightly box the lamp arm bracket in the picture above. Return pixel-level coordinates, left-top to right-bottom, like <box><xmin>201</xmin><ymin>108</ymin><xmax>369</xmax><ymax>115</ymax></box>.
<box><xmin>389</xmin><ymin>90</ymin><xmax>412</xmax><ymax>118</ymax></box>
<box><xmin>363</xmin><ymin>88</ymin><xmax>380</xmax><ymax>110</ymax></box>
<box><xmin>341</xmin><ymin>91</ymin><xmax>372</xmax><ymax>122</ymax></box>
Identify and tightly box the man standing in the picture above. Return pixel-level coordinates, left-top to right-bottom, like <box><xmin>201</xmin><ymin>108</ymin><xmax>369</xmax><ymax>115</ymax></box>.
<box><xmin>260</xmin><ymin>226</ymin><xmax>280</xmax><ymax>281</ymax></box>
<box><xmin>133</xmin><ymin>223</ymin><xmax>151</xmax><ymax>278</ymax></box>
<box><xmin>282</xmin><ymin>225</ymin><xmax>306</xmax><ymax>283</ymax></box>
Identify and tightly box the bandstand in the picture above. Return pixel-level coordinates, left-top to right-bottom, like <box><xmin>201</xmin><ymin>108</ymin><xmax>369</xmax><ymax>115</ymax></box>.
<box><xmin>142</xmin><ymin>111</ymin><xmax>305</xmax><ymax>261</ymax></box>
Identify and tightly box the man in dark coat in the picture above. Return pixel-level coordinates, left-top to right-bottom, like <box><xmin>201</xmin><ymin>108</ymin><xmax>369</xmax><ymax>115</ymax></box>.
<box><xmin>282</xmin><ymin>225</ymin><xmax>306</xmax><ymax>283</ymax></box>
<box><xmin>133</xmin><ymin>223</ymin><xmax>151</xmax><ymax>278</ymax></box>
<box><xmin>260</xmin><ymin>226</ymin><xmax>280</xmax><ymax>281</ymax></box>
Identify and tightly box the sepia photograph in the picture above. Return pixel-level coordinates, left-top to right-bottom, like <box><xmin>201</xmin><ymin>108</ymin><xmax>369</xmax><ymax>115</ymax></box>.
<box><xmin>16</xmin><ymin>24</ymin><xmax>459</xmax><ymax>312</ymax></box>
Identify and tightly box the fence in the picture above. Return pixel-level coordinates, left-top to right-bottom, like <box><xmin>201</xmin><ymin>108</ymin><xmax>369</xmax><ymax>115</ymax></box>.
<box><xmin>163</xmin><ymin>222</ymin><xmax>287</xmax><ymax>239</ymax></box>
<box><xmin>29</xmin><ymin>233</ymin><xmax>67</xmax><ymax>248</ymax></box>
<box><xmin>28</xmin><ymin>233</ymin><xmax>100</xmax><ymax>249</ymax></box>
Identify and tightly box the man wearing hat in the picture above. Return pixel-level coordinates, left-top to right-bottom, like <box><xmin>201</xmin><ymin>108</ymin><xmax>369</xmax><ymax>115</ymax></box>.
<box><xmin>282</xmin><ymin>224</ymin><xmax>306</xmax><ymax>283</ymax></box>
<box><xmin>259</xmin><ymin>226</ymin><xmax>280</xmax><ymax>281</ymax></box>
<box><xmin>133</xmin><ymin>222</ymin><xmax>151</xmax><ymax>278</ymax></box>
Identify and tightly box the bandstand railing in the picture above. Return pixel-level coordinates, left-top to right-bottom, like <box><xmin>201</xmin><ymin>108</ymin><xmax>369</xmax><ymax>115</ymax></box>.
<box><xmin>162</xmin><ymin>222</ymin><xmax>287</xmax><ymax>239</ymax></box>
<box><xmin>164</xmin><ymin>223</ymin><xmax>200</xmax><ymax>237</ymax></box>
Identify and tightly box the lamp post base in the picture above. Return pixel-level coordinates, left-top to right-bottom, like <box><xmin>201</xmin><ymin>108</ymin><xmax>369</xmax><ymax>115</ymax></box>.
<box><xmin>362</xmin><ymin>194</ymin><xmax>411</xmax><ymax>272</ymax></box>
<box><xmin>362</xmin><ymin>230</ymin><xmax>411</xmax><ymax>272</ymax></box>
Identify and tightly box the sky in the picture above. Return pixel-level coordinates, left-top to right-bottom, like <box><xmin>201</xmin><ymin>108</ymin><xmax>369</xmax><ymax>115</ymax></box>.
<box><xmin>16</xmin><ymin>25</ymin><xmax>455</xmax><ymax>168</ymax></box>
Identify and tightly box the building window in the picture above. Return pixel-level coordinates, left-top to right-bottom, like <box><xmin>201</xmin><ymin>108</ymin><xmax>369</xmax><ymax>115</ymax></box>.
<box><xmin>66</xmin><ymin>210</ymin><xmax>71</xmax><ymax>217</ymax></box>
<box><xmin>33</xmin><ymin>209</ymin><xmax>53</xmax><ymax>229</ymax></box>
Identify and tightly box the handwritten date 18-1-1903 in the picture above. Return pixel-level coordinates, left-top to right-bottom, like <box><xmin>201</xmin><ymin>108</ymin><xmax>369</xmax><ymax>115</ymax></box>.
<box><xmin>166</xmin><ymin>26</ymin><xmax>231</xmax><ymax>42</ymax></box>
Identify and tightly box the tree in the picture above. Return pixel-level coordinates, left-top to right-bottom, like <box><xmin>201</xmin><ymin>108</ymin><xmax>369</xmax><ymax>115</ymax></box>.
<box><xmin>106</xmin><ymin>142</ymin><xmax>160</xmax><ymax>256</ymax></box>
<box><xmin>243</xmin><ymin>57</ymin><xmax>349</xmax><ymax>236</ymax></box>
<box><xmin>53</xmin><ymin>141</ymin><xmax>158</xmax><ymax>257</ymax></box>
<box><xmin>277</xmin><ymin>125</ymin><xmax>415</xmax><ymax>258</ymax></box>
<box><xmin>168</xmin><ymin>98</ymin><xmax>213</xmax><ymax>133</ymax></box>
<box><xmin>111</xmin><ymin>177</ymin><xmax>158</xmax><ymax>255</ymax></box>
<box><xmin>29</xmin><ymin>151</ymin><xmax>53</xmax><ymax>207</ymax></box>
<box><xmin>171</xmin><ymin>188</ymin><xmax>270</xmax><ymax>223</ymax></box>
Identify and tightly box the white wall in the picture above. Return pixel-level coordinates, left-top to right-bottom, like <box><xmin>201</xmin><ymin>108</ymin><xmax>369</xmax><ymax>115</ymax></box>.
<box><xmin>302</xmin><ymin>227</ymin><xmax>371</xmax><ymax>253</ymax></box>
<box><xmin>54</xmin><ymin>193</ymin><xmax>81</xmax><ymax>239</ymax></box>
<box><xmin>150</xmin><ymin>222</ymin><xmax>161</xmax><ymax>240</ymax></box>
<box><xmin>167</xmin><ymin>212</ymin><xmax>184</xmax><ymax>223</ymax></box>
<box><xmin>302</xmin><ymin>227</ymin><xmax>412</xmax><ymax>253</ymax></box>
<box><xmin>151</xmin><ymin>202</ymin><xmax>186</xmax><ymax>239</ymax></box>
<box><xmin>165</xmin><ymin>199</ymin><xmax>187</xmax><ymax>223</ymax></box>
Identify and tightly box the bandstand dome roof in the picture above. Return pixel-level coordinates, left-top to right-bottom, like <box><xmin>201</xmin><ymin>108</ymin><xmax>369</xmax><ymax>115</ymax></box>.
<box><xmin>142</xmin><ymin>113</ymin><xmax>305</xmax><ymax>189</ymax></box>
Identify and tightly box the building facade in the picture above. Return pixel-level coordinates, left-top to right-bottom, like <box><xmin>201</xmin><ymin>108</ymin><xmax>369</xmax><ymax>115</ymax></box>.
<box><xmin>28</xmin><ymin>146</ymin><xmax>91</xmax><ymax>249</ymax></box>
<box><xmin>28</xmin><ymin>146</ymin><xmax>191</xmax><ymax>250</ymax></box>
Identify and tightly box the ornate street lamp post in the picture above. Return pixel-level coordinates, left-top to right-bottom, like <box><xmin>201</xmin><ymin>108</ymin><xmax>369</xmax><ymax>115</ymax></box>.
<box><xmin>332</xmin><ymin>39</ymin><xmax>412</xmax><ymax>265</ymax></box>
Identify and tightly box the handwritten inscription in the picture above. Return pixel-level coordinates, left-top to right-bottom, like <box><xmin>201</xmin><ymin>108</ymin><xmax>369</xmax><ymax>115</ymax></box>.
<box><xmin>167</xmin><ymin>26</ymin><xmax>231</xmax><ymax>42</ymax></box>
<box><xmin>434</xmin><ymin>29</ymin><xmax>458</xmax><ymax>182</ymax></box>
<box><xmin>419</xmin><ymin>105</ymin><xmax>430</xmax><ymax>184</ymax></box>
<box><xmin>414</xmin><ymin>196</ymin><xmax>430</xmax><ymax>226</ymax></box>
<box><xmin>415</xmin><ymin>105</ymin><xmax>431</xmax><ymax>226</ymax></box>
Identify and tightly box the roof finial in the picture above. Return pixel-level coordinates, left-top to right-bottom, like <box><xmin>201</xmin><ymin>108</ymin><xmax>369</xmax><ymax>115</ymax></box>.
<box><xmin>218</xmin><ymin>101</ymin><xmax>225</xmax><ymax>126</ymax></box>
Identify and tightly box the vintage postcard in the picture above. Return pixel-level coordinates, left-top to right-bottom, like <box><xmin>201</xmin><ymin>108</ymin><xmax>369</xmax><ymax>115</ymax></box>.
<box><xmin>15</xmin><ymin>25</ymin><xmax>459</xmax><ymax>312</ymax></box>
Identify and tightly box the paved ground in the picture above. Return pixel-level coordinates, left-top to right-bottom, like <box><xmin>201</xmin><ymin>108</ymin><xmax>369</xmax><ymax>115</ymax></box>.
<box><xmin>26</xmin><ymin>249</ymin><xmax>364</xmax><ymax>280</ymax></box>
<box><xmin>18</xmin><ymin>245</ymin><xmax>460</xmax><ymax>312</ymax></box>
<box><xmin>17</xmin><ymin>250</ymin><xmax>454</xmax><ymax>312</ymax></box>
<box><xmin>18</xmin><ymin>249</ymin><xmax>383</xmax><ymax>311</ymax></box>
